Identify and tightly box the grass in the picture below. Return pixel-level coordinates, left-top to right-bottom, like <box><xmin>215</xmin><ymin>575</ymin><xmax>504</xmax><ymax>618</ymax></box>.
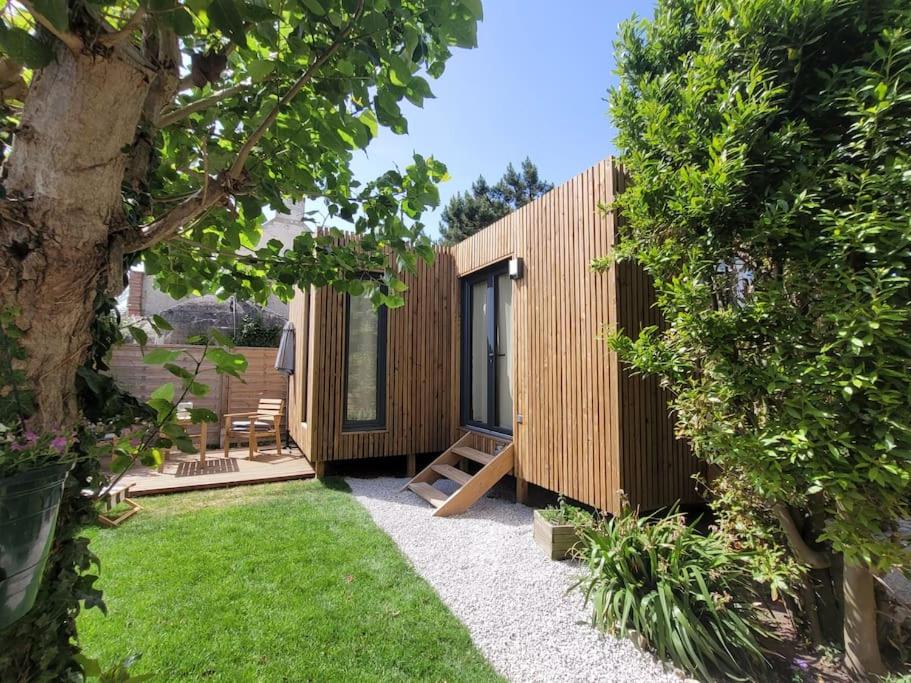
<box><xmin>78</xmin><ymin>479</ymin><xmax>501</xmax><ymax>682</ymax></box>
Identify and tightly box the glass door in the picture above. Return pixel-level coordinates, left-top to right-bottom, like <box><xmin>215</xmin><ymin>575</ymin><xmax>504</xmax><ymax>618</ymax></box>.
<box><xmin>461</xmin><ymin>263</ymin><xmax>513</xmax><ymax>434</ymax></box>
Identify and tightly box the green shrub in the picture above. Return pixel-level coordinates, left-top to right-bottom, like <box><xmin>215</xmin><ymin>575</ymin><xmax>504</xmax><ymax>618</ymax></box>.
<box><xmin>606</xmin><ymin>0</ymin><xmax>911</xmax><ymax>672</ymax></box>
<box><xmin>538</xmin><ymin>496</ymin><xmax>595</xmax><ymax>527</ymax></box>
<box><xmin>232</xmin><ymin>313</ymin><xmax>282</xmax><ymax>348</ymax></box>
<box><xmin>573</xmin><ymin>505</ymin><xmax>769</xmax><ymax>681</ymax></box>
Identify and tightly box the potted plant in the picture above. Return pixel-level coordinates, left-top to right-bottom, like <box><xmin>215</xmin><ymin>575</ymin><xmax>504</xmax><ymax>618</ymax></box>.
<box><xmin>533</xmin><ymin>497</ymin><xmax>593</xmax><ymax>560</ymax></box>
<box><xmin>0</xmin><ymin>312</ymin><xmax>75</xmax><ymax>629</ymax></box>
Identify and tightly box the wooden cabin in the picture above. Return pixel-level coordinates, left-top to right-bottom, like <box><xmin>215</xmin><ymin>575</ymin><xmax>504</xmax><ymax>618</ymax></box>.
<box><xmin>286</xmin><ymin>157</ymin><xmax>702</xmax><ymax>515</ymax></box>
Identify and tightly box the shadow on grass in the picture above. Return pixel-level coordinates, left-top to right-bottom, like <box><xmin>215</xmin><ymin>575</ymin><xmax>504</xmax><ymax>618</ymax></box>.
<box><xmin>317</xmin><ymin>476</ymin><xmax>351</xmax><ymax>493</ymax></box>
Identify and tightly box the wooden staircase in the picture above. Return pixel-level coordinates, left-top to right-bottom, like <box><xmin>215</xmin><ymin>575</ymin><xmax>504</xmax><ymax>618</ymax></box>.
<box><xmin>401</xmin><ymin>432</ymin><xmax>514</xmax><ymax>517</ymax></box>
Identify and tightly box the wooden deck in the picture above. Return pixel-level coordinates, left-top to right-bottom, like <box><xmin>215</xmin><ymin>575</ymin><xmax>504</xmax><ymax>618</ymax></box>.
<box><xmin>111</xmin><ymin>446</ymin><xmax>316</xmax><ymax>496</ymax></box>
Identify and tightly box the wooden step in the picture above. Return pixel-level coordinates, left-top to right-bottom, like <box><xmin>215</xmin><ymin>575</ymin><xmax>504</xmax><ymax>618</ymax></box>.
<box><xmin>435</xmin><ymin>443</ymin><xmax>515</xmax><ymax>517</ymax></box>
<box><xmin>431</xmin><ymin>463</ymin><xmax>472</xmax><ymax>486</ymax></box>
<box><xmin>452</xmin><ymin>446</ymin><xmax>494</xmax><ymax>466</ymax></box>
<box><xmin>407</xmin><ymin>482</ymin><xmax>448</xmax><ymax>508</ymax></box>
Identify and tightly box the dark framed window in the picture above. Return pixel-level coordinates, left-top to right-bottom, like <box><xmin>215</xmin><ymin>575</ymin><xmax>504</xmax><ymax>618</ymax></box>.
<box><xmin>342</xmin><ymin>286</ymin><xmax>387</xmax><ymax>431</ymax></box>
<box><xmin>460</xmin><ymin>262</ymin><xmax>513</xmax><ymax>435</ymax></box>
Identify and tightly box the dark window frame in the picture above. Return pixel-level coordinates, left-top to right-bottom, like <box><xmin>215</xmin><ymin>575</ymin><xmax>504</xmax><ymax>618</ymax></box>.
<box><xmin>342</xmin><ymin>284</ymin><xmax>388</xmax><ymax>432</ymax></box>
<box><xmin>460</xmin><ymin>261</ymin><xmax>513</xmax><ymax>436</ymax></box>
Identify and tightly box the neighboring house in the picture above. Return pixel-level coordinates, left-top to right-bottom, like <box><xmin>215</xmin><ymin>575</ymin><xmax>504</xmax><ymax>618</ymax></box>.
<box><xmin>126</xmin><ymin>203</ymin><xmax>307</xmax><ymax>344</ymax></box>
<box><xmin>285</xmin><ymin>158</ymin><xmax>703</xmax><ymax>516</ymax></box>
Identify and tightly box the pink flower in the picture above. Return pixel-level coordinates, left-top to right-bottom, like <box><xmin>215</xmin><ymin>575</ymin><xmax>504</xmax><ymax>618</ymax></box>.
<box><xmin>51</xmin><ymin>436</ymin><xmax>68</xmax><ymax>452</ymax></box>
<box><xmin>24</xmin><ymin>431</ymin><xmax>38</xmax><ymax>444</ymax></box>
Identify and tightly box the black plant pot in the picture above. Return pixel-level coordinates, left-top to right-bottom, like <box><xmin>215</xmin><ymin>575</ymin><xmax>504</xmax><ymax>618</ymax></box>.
<box><xmin>0</xmin><ymin>462</ymin><xmax>72</xmax><ymax>630</ymax></box>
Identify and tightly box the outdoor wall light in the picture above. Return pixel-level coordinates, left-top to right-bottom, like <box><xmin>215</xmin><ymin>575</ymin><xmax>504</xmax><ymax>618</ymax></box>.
<box><xmin>508</xmin><ymin>257</ymin><xmax>524</xmax><ymax>280</ymax></box>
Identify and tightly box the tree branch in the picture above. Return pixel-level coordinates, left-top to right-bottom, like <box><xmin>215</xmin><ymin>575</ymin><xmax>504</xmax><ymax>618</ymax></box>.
<box><xmin>82</xmin><ymin>4</ymin><xmax>156</xmax><ymax>74</ymax></box>
<box><xmin>158</xmin><ymin>82</ymin><xmax>249</xmax><ymax>127</ymax></box>
<box><xmin>124</xmin><ymin>0</ymin><xmax>364</xmax><ymax>254</ymax></box>
<box><xmin>123</xmin><ymin>181</ymin><xmax>227</xmax><ymax>253</ymax></box>
<box><xmin>98</xmin><ymin>7</ymin><xmax>147</xmax><ymax>46</ymax></box>
<box><xmin>772</xmin><ymin>502</ymin><xmax>831</xmax><ymax>569</ymax></box>
<box><xmin>227</xmin><ymin>0</ymin><xmax>365</xmax><ymax>179</ymax></box>
<box><xmin>20</xmin><ymin>0</ymin><xmax>83</xmax><ymax>52</ymax></box>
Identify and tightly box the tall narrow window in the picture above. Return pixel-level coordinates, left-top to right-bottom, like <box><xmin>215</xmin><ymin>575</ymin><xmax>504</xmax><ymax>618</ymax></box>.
<box><xmin>299</xmin><ymin>287</ymin><xmax>311</xmax><ymax>421</ymax></box>
<box><xmin>343</xmin><ymin>290</ymin><xmax>387</xmax><ymax>431</ymax></box>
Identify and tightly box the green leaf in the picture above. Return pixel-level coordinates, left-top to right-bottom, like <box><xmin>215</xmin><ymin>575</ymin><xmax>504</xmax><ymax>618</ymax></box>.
<box><xmin>461</xmin><ymin>0</ymin><xmax>483</xmax><ymax>20</ymax></box>
<box><xmin>148</xmin><ymin>398</ymin><xmax>173</xmax><ymax>418</ymax></box>
<box><xmin>205</xmin><ymin>347</ymin><xmax>248</xmax><ymax>376</ymax></box>
<box><xmin>298</xmin><ymin>0</ymin><xmax>324</xmax><ymax>16</ymax></box>
<box><xmin>0</xmin><ymin>25</ymin><xmax>54</xmax><ymax>69</ymax></box>
<box><xmin>31</xmin><ymin>0</ymin><xmax>68</xmax><ymax>31</ymax></box>
<box><xmin>151</xmin><ymin>314</ymin><xmax>173</xmax><ymax>332</ymax></box>
<box><xmin>111</xmin><ymin>453</ymin><xmax>133</xmax><ymax>473</ymax></box>
<box><xmin>151</xmin><ymin>382</ymin><xmax>175</xmax><ymax>402</ymax></box>
<box><xmin>239</xmin><ymin>2</ymin><xmax>275</xmax><ymax>21</ymax></box>
<box><xmin>73</xmin><ymin>655</ymin><xmax>102</xmax><ymax>678</ymax></box>
<box><xmin>187</xmin><ymin>381</ymin><xmax>210</xmax><ymax>397</ymax></box>
<box><xmin>386</xmin><ymin>54</ymin><xmax>411</xmax><ymax>87</ymax></box>
<box><xmin>174</xmin><ymin>436</ymin><xmax>197</xmax><ymax>453</ymax></box>
<box><xmin>165</xmin><ymin>363</ymin><xmax>194</xmax><ymax>380</ymax></box>
<box><xmin>166</xmin><ymin>6</ymin><xmax>196</xmax><ymax>35</ymax></box>
<box><xmin>128</xmin><ymin>325</ymin><xmax>149</xmax><ymax>347</ymax></box>
<box><xmin>358</xmin><ymin>109</ymin><xmax>378</xmax><ymax>138</ymax></box>
<box><xmin>188</xmin><ymin>407</ymin><xmax>218</xmax><ymax>423</ymax></box>
<box><xmin>143</xmin><ymin>348</ymin><xmax>181</xmax><ymax>365</ymax></box>
<box><xmin>208</xmin><ymin>0</ymin><xmax>248</xmax><ymax>47</ymax></box>
<box><xmin>248</xmin><ymin>58</ymin><xmax>275</xmax><ymax>82</ymax></box>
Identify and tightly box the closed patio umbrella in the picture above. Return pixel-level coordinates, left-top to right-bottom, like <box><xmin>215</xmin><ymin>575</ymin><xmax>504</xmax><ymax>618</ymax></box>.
<box><xmin>274</xmin><ymin>321</ymin><xmax>295</xmax><ymax>375</ymax></box>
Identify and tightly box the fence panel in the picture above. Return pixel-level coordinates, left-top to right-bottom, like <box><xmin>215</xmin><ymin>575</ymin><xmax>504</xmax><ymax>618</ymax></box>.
<box><xmin>108</xmin><ymin>344</ymin><xmax>288</xmax><ymax>446</ymax></box>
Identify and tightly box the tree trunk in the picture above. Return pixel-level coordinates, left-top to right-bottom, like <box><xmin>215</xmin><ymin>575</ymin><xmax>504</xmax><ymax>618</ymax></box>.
<box><xmin>844</xmin><ymin>560</ymin><xmax>886</xmax><ymax>679</ymax></box>
<box><xmin>0</xmin><ymin>46</ymin><xmax>150</xmax><ymax>428</ymax></box>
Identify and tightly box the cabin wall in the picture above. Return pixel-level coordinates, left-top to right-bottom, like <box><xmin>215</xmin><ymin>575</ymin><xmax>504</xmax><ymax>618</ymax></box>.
<box><xmin>614</xmin><ymin>258</ymin><xmax>704</xmax><ymax>509</ymax></box>
<box><xmin>287</xmin><ymin>286</ymin><xmax>313</xmax><ymax>456</ymax></box>
<box><xmin>452</xmin><ymin>158</ymin><xmax>625</xmax><ymax>512</ymax></box>
<box><xmin>300</xmin><ymin>252</ymin><xmax>457</xmax><ymax>462</ymax></box>
<box><xmin>288</xmin><ymin>157</ymin><xmax>701</xmax><ymax>514</ymax></box>
<box><xmin>611</xmin><ymin>172</ymin><xmax>704</xmax><ymax>509</ymax></box>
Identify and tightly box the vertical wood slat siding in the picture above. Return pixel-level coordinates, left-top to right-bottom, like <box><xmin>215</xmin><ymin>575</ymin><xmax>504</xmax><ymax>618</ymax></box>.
<box><xmin>287</xmin><ymin>157</ymin><xmax>701</xmax><ymax>513</ymax></box>
<box><xmin>287</xmin><ymin>287</ymin><xmax>312</xmax><ymax>456</ymax></box>
<box><xmin>611</xmin><ymin>165</ymin><xmax>704</xmax><ymax>509</ymax></box>
<box><xmin>292</xmin><ymin>252</ymin><xmax>457</xmax><ymax>462</ymax></box>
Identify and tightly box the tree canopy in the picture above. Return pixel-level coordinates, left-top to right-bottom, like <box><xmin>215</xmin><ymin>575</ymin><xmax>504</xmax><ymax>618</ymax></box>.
<box><xmin>439</xmin><ymin>157</ymin><xmax>551</xmax><ymax>244</ymax></box>
<box><xmin>0</xmin><ymin>0</ymin><xmax>481</xmax><ymax>677</ymax></box>
<box><xmin>606</xmin><ymin>0</ymin><xmax>911</xmax><ymax>675</ymax></box>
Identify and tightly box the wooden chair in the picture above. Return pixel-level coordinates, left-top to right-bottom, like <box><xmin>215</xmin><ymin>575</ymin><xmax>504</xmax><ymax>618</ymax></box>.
<box><xmin>223</xmin><ymin>398</ymin><xmax>284</xmax><ymax>459</ymax></box>
<box><xmin>159</xmin><ymin>402</ymin><xmax>209</xmax><ymax>472</ymax></box>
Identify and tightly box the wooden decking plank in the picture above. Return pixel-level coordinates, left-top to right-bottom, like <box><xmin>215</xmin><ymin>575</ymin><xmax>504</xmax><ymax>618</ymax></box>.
<box><xmin>115</xmin><ymin>446</ymin><xmax>315</xmax><ymax>496</ymax></box>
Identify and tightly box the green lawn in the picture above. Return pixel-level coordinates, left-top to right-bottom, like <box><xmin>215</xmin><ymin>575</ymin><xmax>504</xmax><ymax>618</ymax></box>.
<box><xmin>78</xmin><ymin>479</ymin><xmax>501</xmax><ymax>682</ymax></box>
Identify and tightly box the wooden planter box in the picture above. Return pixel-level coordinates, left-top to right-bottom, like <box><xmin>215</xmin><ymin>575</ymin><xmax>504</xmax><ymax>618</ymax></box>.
<box><xmin>533</xmin><ymin>509</ymin><xmax>580</xmax><ymax>560</ymax></box>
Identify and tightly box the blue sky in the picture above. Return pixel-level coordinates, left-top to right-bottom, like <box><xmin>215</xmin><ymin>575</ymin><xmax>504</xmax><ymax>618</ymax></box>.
<box><xmin>351</xmin><ymin>0</ymin><xmax>655</xmax><ymax>240</ymax></box>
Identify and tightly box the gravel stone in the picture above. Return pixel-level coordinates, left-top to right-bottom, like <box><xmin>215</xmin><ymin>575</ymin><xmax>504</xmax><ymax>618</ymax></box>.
<box><xmin>348</xmin><ymin>476</ymin><xmax>678</xmax><ymax>683</ymax></box>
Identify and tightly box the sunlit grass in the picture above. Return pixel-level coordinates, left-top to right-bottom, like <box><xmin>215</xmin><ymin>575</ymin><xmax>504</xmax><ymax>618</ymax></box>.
<box><xmin>79</xmin><ymin>479</ymin><xmax>500</xmax><ymax>682</ymax></box>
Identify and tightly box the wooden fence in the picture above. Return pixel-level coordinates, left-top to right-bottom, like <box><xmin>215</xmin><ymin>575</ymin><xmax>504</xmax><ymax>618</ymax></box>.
<box><xmin>109</xmin><ymin>344</ymin><xmax>289</xmax><ymax>446</ymax></box>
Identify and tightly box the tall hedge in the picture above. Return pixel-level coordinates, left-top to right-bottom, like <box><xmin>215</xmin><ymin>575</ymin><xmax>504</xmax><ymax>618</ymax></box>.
<box><xmin>607</xmin><ymin>0</ymin><xmax>911</xmax><ymax>675</ymax></box>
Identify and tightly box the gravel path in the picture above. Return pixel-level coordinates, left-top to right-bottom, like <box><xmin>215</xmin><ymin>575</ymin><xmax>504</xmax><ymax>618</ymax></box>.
<box><xmin>348</xmin><ymin>477</ymin><xmax>678</xmax><ymax>683</ymax></box>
